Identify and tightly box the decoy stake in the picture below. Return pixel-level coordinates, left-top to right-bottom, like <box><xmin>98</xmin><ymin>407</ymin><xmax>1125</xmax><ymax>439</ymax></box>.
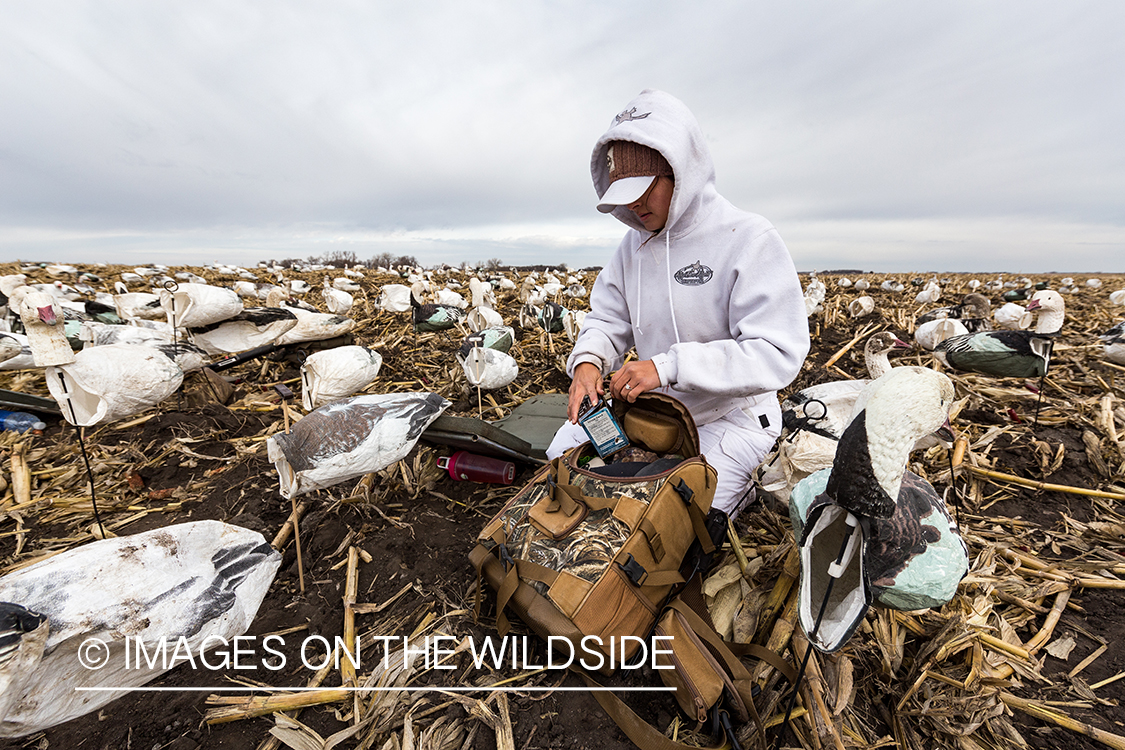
<box><xmin>275</xmin><ymin>383</ymin><xmax>305</xmax><ymax>593</ymax></box>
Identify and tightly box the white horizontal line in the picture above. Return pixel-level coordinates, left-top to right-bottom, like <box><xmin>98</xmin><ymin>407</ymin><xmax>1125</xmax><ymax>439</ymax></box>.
<box><xmin>76</xmin><ymin>686</ymin><xmax>675</xmax><ymax>693</ymax></box>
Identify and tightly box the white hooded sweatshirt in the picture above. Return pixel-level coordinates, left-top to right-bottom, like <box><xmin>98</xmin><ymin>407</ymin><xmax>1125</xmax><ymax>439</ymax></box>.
<box><xmin>567</xmin><ymin>90</ymin><xmax>810</xmax><ymax>426</ymax></box>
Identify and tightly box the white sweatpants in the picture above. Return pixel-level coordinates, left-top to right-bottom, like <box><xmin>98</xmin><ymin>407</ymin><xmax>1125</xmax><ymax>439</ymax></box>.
<box><xmin>545</xmin><ymin>402</ymin><xmax>781</xmax><ymax>518</ymax></box>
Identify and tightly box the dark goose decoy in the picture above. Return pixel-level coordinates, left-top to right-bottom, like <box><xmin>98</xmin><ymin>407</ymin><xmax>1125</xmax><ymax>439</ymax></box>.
<box><xmin>933</xmin><ymin>290</ymin><xmax>1064</xmax><ymax>378</ymax></box>
<box><xmin>267</xmin><ymin>392</ymin><xmax>450</xmax><ymax>498</ymax></box>
<box><xmin>789</xmin><ymin>367</ymin><xmax>967</xmax><ymax>653</ymax></box>
<box><xmin>410</xmin><ymin>294</ymin><xmax>465</xmax><ymax>333</ymax></box>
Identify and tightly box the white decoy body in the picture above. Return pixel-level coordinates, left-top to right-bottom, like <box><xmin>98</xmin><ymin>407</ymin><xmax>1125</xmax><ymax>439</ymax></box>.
<box><xmin>274</xmin><ymin>306</ymin><xmax>355</xmax><ymax>346</ymax></box>
<box><xmin>0</xmin><ymin>334</ymin><xmax>34</xmax><ymax>371</ymax></box>
<box><xmin>300</xmin><ymin>345</ymin><xmax>383</xmax><ymax>410</ymax></box>
<box><xmin>789</xmin><ymin>368</ymin><xmax>966</xmax><ymax>653</ymax></box>
<box><xmin>0</xmin><ymin>521</ymin><xmax>280</xmax><ymax>737</ymax></box>
<box><xmin>913</xmin><ymin>318</ymin><xmax>969</xmax><ymax>351</ymax></box>
<box><xmin>46</xmin><ymin>344</ymin><xmax>184</xmax><ymax>426</ymax></box>
<box><xmin>321</xmin><ymin>281</ymin><xmax>354</xmax><ymax>316</ymax></box>
<box><xmin>993</xmin><ymin>301</ymin><xmax>1032</xmax><ymax>330</ymax></box>
<box><xmin>460</xmin><ymin>347</ymin><xmax>518</xmax><ymax>390</ymax></box>
<box><xmin>160</xmin><ymin>283</ymin><xmax>243</xmax><ymax>329</ymax></box>
<box><xmin>267</xmin><ymin>392</ymin><xmax>450</xmax><ymax>498</ymax></box>
<box><xmin>935</xmin><ymin>290</ymin><xmax>1065</xmax><ymax>379</ymax></box>
<box><xmin>188</xmin><ymin>307</ymin><xmax>298</xmax><ymax>355</ymax></box>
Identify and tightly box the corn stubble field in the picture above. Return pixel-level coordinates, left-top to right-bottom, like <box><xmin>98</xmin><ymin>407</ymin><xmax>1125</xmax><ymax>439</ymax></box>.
<box><xmin>1</xmin><ymin>261</ymin><xmax>1124</xmax><ymax>750</ymax></box>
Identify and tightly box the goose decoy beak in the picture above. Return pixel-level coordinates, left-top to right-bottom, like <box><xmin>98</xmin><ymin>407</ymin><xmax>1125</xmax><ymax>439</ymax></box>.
<box><xmin>892</xmin><ymin>337</ymin><xmax>912</xmax><ymax>349</ymax></box>
<box><xmin>935</xmin><ymin>417</ymin><xmax>956</xmax><ymax>444</ymax></box>
<box><xmin>37</xmin><ymin>304</ymin><xmax>58</xmax><ymax>326</ymax></box>
<box><xmin>1025</xmin><ymin>298</ymin><xmax>1042</xmax><ymax>311</ymax></box>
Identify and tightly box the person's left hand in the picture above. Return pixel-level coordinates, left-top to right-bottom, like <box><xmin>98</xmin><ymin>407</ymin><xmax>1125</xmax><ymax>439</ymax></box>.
<box><xmin>609</xmin><ymin>360</ymin><xmax>660</xmax><ymax>403</ymax></box>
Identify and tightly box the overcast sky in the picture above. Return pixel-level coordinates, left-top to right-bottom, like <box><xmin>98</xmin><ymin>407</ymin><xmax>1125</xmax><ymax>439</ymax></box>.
<box><xmin>2</xmin><ymin>2</ymin><xmax>1123</xmax><ymax>273</ymax></box>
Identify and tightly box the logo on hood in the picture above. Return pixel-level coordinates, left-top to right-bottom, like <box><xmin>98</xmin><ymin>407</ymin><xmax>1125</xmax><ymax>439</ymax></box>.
<box><xmin>613</xmin><ymin>107</ymin><xmax>650</xmax><ymax>126</ymax></box>
<box><xmin>674</xmin><ymin>262</ymin><xmax>714</xmax><ymax>287</ymax></box>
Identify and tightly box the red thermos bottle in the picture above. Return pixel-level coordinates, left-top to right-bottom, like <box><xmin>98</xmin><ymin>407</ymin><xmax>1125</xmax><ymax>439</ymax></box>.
<box><xmin>436</xmin><ymin>451</ymin><xmax>515</xmax><ymax>484</ymax></box>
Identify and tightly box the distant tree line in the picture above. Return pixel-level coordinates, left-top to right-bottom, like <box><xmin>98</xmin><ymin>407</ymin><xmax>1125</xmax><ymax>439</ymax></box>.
<box><xmin>263</xmin><ymin>251</ymin><xmax>585</xmax><ymax>273</ymax></box>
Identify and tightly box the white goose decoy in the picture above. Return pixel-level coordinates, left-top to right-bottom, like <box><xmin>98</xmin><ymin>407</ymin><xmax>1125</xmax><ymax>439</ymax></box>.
<box><xmin>378</xmin><ymin>284</ymin><xmax>413</xmax><ymax>313</ymax></box>
<box><xmin>15</xmin><ymin>290</ymin><xmax>75</xmax><ymax>367</ymax></box>
<box><xmin>1100</xmin><ymin>321</ymin><xmax>1125</xmax><ymax>365</ymax></box>
<box><xmin>758</xmin><ymin>333</ymin><xmax>911</xmax><ymax>503</ymax></box>
<box><xmin>935</xmin><ymin>290</ymin><xmax>1065</xmax><ymax>379</ymax></box>
<box><xmin>853</xmin><ymin>279</ymin><xmax>870</xmax><ymax>292</ymax></box>
<box><xmin>913</xmin><ymin>318</ymin><xmax>969</xmax><ymax>351</ymax></box>
<box><xmin>114</xmin><ymin>292</ymin><xmax>165</xmax><ymax>322</ymax></box>
<box><xmin>0</xmin><ymin>334</ymin><xmax>23</xmax><ymax>367</ymax></box>
<box><xmin>267</xmin><ymin>392</ymin><xmax>450</xmax><ymax>499</ymax></box>
<box><xmin>993</xmin><ymin>301</ymin><xmax>1032</xmax><ymax>331</ymax></box>
<box><xmin>460</xmin><ymin>347</ymin><xmax>518</xmax><ymax>390</ymax></box>
<box><xmin>789</xmin><ymin>367</ymin><xmax>966</xmax><ymax>653</ymax></box>
<box><xmin>300</xmin><ymin>345</ymin><xmax>383</xmax><ymax>410</ymax></box>
<box><xmin>836</xmin><ymin>277</ymin><xmax>852</xmax><ymax>288</ymax></box>
<box><xmin>880</xmin><ymin>280</ymin><xmax>905</xmax><ymax>293</ymax></box>
<box><xmin>0</xmin><ymin>521</ymin><xmax>280</xmax><ymax>738</ymax></box>
<box><xmin>1086</xmin><ymin>278</ymin><xmax>1103</xmax><ymax>289</ymax></box>
<box><xmin>160</xmin><ymin>282</ymin><xmax>243</xmax><ymax>329</ymax></box>
<box><xmin>916</xmin><ymin>293</ymin><xmax>991</xmax><ymax>333</ymax></box>
<box><xmin>188</xmin><ymin>307</ymin><xmax>298</xmax><ymax>355</ymax></box>
<box><xmin>1110</xmin><ymin>290</ymin><xmax>1125</xmax><ymax>306</ymax></box>
<box><xmin>274</xmin><ymin>305</ymin><xmax>354</xmax><ymax>346</ymax></box>
<box><xmin>331</xmin><ymin>277</ymin><xmax>361</xmax><ymax>293</ymax></box>
<box><xmin>848</xmin><ymin>296</ymin><xmax>875</xmax><ymax>318</ymax></box>
<box><xmin>46</xmin><ymin>344</ymin><xmax>184</xmax><ymax>426</ymax></box>
<box><xmin>321</xmin><ymin>280</ymin><xmax>354</xmax><ymax>316</ymax></box>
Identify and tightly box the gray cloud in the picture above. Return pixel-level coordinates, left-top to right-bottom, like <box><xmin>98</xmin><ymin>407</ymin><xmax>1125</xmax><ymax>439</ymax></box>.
<box><xmin>1</xmin><ymin>1</ymin><xmax>1122</xmax><ymax>272</ymax></box>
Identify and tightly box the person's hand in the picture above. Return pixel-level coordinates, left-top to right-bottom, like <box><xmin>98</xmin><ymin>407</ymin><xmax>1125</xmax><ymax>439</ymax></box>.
<box><xmin>567</xmin><ymin>362</ymin><xmax>604</xmax><ymax>423</ymax></box>
<box><xmin>609</xmin><ymin>360</ymin><xmax>660</xmax><ymax>403</ymax></box>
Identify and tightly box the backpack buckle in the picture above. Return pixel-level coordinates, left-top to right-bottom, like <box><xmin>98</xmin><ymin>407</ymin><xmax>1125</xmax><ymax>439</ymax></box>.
<box><xmin>674</xmin><ymin>479</ymin><xmax>694</xmax><ymax>505</ymax></box>
<box><xmin>617</xmin><ymin>553</ymin><xmax>648</xmax><ymax>586</ymax></box>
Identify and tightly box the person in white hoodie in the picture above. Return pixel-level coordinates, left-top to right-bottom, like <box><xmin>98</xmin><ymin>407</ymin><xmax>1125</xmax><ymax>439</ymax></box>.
<box><xmin>547</xmin><ymin>90</ymin><xmax>810</xmax><ymax>517</ymax></box>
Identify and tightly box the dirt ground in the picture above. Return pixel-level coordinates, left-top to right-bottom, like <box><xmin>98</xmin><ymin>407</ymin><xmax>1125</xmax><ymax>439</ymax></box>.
<box><xmin>1</xmin><ymin>266</ymin><xmax>1124</xmax><ymax>750</ymax></box>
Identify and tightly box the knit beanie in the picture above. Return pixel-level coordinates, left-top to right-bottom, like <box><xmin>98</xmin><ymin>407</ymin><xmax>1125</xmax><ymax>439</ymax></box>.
<box><xmin>597</xmin><ymin>141</ymin><xmax>673</xmax><ymax>213</ymax></box>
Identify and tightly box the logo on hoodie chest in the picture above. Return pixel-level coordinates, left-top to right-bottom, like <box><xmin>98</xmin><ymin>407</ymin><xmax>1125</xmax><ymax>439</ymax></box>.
<box><xmin>674</xmin><ymin>261</ymin><xmax>714</xmax><ymax>287</ymax></box>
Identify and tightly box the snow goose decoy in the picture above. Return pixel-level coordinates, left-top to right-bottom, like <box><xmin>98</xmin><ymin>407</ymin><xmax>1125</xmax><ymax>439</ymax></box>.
<box><xmin>1109</xmin><ymin>290</ymin><xmax>1125</xmax><ymax>306</ymax></box>
<box><xmin>788</xmin><ymin>367</ymin><xmax>966</xmax><ymax>653</ymax></box>
<box><xmin>993</xmin><ymin>301</ymin><xmax>1033</xmax><ymax>331</ymax></box>
<box><xmin>45</xmin><ymin>343</ymin><xmax>184</xmax><ymax>425</ymax></box>
<box><xmin>848</xmin><ymin>296</ymin><xmax>875</xmax><ymax>319</ymax></box>
<box><xmin>274</xmin><ymin>305</ymin><xmax>354</xmax><ymax>346</ymax></box>
<box><xmin>0</xmin><ymin>521</ymin><xmax>280</xmax><ymax>737</ymax></box>
<box><xmin>321</xmin><ymin>280</ymin><xmax>354</xmax><ymax>316</ymax></box>
<box><xmin>300</xmin><ymin>345</ymin><xmax>383</xmax><ymax>410</ymax></box>
<box><xmin>1100</xmin><ymin>321</ymin><xmax>1125</xmax><ymax>366</ymax></box>
<box><xmin>188</xmin><ymin>307</ymin><xmax>298</xmax><ymax>355</ymax></box>
<box><xmin>913</xmin><ymin>318</ymin><xmax>969</xmax><ymax>351</ymax></box>
<box><xmin>460</xmin><ymin>347</ymin><xmax>518</xmax><ymax>391</ymax></box>
<box><xmin>15</xmin><ymin>290</ymin><xmax>75</xmax><ymax>367</ymax></box>
<box><xmin>853</xmin><ymin>278</ymin><xmax>870</xmax><ymax>292</ymax></box>
<box><xmin>934</xmin><ymin>289</ymin><xmax>1065</xmax><ymax>378</ymax></box>
<box><xmin>758</xmin><ymin>333</ymin><xmax>910</xmax><ymax>503</ymax></box>
<box><xmin>916</xmin><ymin>293</ymin><xmax>991</xmax><ymax>333</ymax></box>
<box><xmin>267</xmin><ymin>392</ymin><xmax>450</xmax><ymax>498</ymax></box>
<box><xmin>160</xmin><ymin>282</ymin><xmax>243</xmax><ymax>329</ymax></box>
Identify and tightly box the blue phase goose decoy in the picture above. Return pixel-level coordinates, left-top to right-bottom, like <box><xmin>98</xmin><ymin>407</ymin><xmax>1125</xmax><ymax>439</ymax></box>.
<box><xmin>267</xmin><ymin>392</ymin><xmax>450</xmax><ymax>498</ymax></box>
<box><xmin>1100</xmin><ymin>321</ymin><xmax>1125</xmax><ymax>365</ymax></box>
<box><xmin>0</xmin><ymin>521</ymin><xmax>280</xmax><ymax>737</ymax></box>
<box><xmin>933</xmin><ymin>290</ymin><xmax>1064</xmax><ymax>378</ymax></box>
<box><xmin>789</xmin><ymin>367</ymin><xmax>967</xmax><ymax>653</ymax></box>
<box><xmin>410</xmin><ymin>294</ymin><xmax>465</xmax><ymax>333</ymax></box>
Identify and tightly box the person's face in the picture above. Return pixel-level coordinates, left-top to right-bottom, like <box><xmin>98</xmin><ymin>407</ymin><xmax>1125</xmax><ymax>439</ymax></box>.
<box><xmin>628</xmin><ymin>176</ymin><xmax>674</xmax><ymax>232</ymax></box>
